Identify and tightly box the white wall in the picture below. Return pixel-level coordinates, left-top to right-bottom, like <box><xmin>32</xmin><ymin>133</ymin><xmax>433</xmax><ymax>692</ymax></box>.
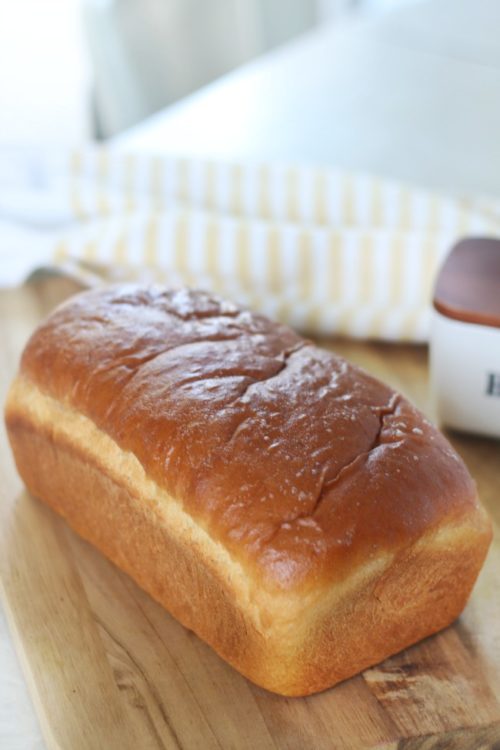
<box><xmin>0</xmin><ymin>0</ymin><xmax>91</xmax><ymax>144</ymax></box>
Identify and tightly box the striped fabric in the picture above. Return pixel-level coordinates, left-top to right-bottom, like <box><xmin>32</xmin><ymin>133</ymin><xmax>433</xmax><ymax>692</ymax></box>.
<box><xmin>1</xmin><ymin>147</ymin><xmax>499</xmax><ymax>341</ymax></box>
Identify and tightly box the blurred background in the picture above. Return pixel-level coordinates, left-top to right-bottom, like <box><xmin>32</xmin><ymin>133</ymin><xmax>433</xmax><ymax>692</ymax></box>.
<box><xmin>0</xmin><ymin>0</ymin><xmax>415</xmax><ymax>143</ymax></box>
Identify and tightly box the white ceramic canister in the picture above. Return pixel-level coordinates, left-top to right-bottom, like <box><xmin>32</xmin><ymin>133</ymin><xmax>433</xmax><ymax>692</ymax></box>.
<box><xmin>430</xmin><ymin>238</ymin><xmax>500</xmax><ymax>439</ymax></box>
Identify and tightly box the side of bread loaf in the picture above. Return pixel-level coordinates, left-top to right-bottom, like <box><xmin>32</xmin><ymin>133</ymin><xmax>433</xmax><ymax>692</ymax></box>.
<box><xmin>4</xmin><ymin>286</ymin><xmax>492</xmax><ymax>696</ymax></box>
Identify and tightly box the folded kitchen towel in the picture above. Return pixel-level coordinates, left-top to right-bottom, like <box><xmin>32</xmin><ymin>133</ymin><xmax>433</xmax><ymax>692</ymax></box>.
<box><xmin>1</xmin><ymin>146</ymin><xmax>499</xmax><ymax>341</ymax></box>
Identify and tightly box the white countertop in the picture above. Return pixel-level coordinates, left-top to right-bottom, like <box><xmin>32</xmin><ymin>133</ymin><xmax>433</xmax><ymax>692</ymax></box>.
<box><xmin>0</xmin><ymin>606</ymin><xmax>43</xmax><ymax>749</ymax></box>
<box><xmin>122</xmin><ymin>0</ymin><xmax>500</xmax><ymax>197</ymax></box>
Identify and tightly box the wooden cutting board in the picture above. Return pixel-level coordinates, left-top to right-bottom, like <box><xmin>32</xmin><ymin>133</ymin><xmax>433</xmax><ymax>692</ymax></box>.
<box><xmin>1</xmin><ymin>276</ymin><xmax>499</xmax><ymax>750</ymax></box>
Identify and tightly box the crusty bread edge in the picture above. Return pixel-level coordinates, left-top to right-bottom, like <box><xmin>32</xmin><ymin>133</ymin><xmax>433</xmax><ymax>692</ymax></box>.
<box><xmin>4</xmin><ymin>375</ymin><xmax>492</xmax><ymax>695</ymax></box>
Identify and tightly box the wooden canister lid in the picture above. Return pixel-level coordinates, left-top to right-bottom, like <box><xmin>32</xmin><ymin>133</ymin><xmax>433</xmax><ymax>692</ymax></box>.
<box><xmin>433</xmin><ymin>237</ymin><xmax>500</xmax><ymax>328</ymax></box>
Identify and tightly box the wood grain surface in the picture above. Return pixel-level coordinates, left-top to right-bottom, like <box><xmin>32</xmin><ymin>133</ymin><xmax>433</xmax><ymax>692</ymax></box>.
<box><xmin>0</xmin><ymin>276</ymin><xmax>499</xmax><ymax>750</ymax></box>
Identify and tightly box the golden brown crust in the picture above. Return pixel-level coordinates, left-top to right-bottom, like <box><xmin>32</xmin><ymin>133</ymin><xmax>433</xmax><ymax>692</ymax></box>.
<box><xmin>5</xmin><ymin>382</ymin><xmax>491</xmax><ymax>696</ymax></box>
<box><xmin>3</xmin><ymin>285</ymin><xmax>493</xmax><ymax>695</ymax></box>
<box><xmin>14</xmin><ymin>285</ymin><xmax>486</xmax><ymax>592</ymax></box>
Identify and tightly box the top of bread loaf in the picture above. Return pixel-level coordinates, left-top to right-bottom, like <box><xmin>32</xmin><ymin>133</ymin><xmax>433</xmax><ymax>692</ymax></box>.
<box><xmin>19</xmin><ymin>285</ymin><xmax>480</xmax><ymax>592</ymax></box>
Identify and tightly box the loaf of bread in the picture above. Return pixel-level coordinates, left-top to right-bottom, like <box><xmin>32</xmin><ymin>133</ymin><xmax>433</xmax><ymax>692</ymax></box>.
<box><xmin>5</xmin><ymin>285</ymin><xmax>492</xmax><ymax>696</ymax></box>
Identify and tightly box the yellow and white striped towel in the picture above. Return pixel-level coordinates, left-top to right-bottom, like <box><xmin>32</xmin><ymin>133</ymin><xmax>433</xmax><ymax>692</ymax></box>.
<box><xmin>1</xmin><ymin>147</ymin><xmax>499</xmax><ymax>341</ymax></box>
